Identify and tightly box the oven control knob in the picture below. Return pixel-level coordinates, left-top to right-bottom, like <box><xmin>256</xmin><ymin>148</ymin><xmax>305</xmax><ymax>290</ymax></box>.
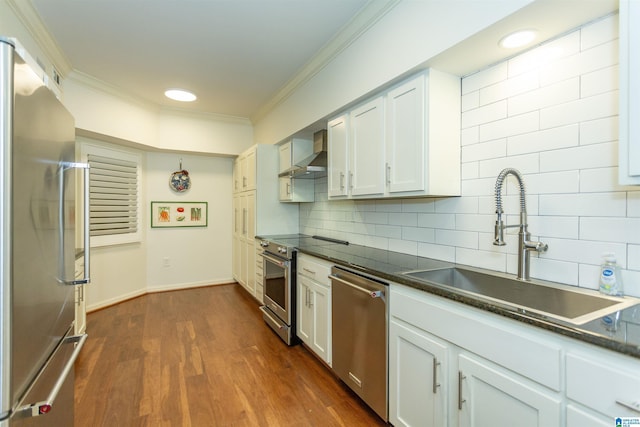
<box><xmin>260</xmin><ymin>241</ymin><xmax>269</xmax><ymax>247</ymax></box>
<box><xmin>278</xmin><ymin>247</ymin><xmax>287</xmax><ymax>254</ymax></box>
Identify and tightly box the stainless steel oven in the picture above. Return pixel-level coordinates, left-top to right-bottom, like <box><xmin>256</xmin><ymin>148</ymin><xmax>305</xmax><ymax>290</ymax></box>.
<box><xmin>258</xmin><ymin>238</ymin><xmax>297</xmax><ymax>345</ymax></box>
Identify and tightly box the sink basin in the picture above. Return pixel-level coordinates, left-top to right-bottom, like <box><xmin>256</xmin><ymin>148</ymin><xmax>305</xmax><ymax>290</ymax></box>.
<box><xmin>402</xmin><ymin>267</ymin><xmax>638</xmax><ymax>325</ymax></box>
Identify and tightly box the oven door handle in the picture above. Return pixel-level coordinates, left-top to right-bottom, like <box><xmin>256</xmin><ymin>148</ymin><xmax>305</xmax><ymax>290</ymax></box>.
<box><xmin>262</xmin><ymin>252</ymin><xmax>289</xmax><ymax>267</ymax></box>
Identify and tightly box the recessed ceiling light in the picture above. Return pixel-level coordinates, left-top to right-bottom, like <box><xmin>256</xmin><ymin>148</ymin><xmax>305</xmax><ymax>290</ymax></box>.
<box><xmin>499</xmin><ymin>30</ymin><xmax>537</xmax><ymax>49</ymax></box>
<box><xmin>164</xmin><ymin>89</ymin><xmax>197</xmax><ymax>102</ymax></box>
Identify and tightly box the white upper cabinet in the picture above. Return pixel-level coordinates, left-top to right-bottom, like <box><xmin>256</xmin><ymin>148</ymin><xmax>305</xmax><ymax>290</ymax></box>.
<box><xmin>350</xmin><ymin>96</ymin><xmax>385</xmax><ymax>197</ymax></box>
<box><xmin>278</xmin><ymin>138</ymin><xmax>314</xmax><ymax>202</ymax></box>
<box><xmin>327</xmin><ymin>114</ymin><xmax>349</xmax><ymax>198</ymax></box>
<box><xmin>327</xmin><ymin>69</ymin><xmax>461</xmax><ymax>200</ymax></box>
<box><xmin>619</xmin><ymin>0</ymin><xmax>640</xmax><ymax>184</ymax></box>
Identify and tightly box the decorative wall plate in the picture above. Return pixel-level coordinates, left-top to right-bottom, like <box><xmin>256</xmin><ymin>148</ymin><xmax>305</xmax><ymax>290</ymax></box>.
<box><xmin>170</xmin><ymin>160</ymin><xmax>191</xmax><ymax>192</ymax></box>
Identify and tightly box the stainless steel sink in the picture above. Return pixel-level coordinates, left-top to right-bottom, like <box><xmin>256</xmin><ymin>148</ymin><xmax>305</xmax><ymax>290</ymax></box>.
<box><xmin>402</xmin><ymin>267</ymin><xmax>638</xmax><ymax>325</ymax></box>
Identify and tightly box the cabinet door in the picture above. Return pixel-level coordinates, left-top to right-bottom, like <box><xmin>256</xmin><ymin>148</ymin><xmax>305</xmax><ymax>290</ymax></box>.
<box><xmin>389</xmin><ymin>319</ymin><xmax>447</xmax><ymax>427</ymax></box>
<box><xmin>279</xmin><ymin>142</ymin><xmax>292</xmax><ymax>173</ymax></box>
<box><xmin>279</xmin><ymin>177</ymin><xmax>292</xmax><ymax>201</ymax></box>
<box><xmin>310</xmin><ymin>282</ymin><xmax>331</xmax><ymax>365</ymax></box>
<box><xmin>233</xmin><ymin>158</ymin><xmax>241</xmax><ymax>192</ymax></box>
<box><xmin>327</xmin><ymin>114</ymin><xmax>349</xmax><ymax>197</ymax></box>
<box><xmin>566</xmin><ymin>405</ymin><xmax>610</xmax><ymax>427</ymax></box>
<box><xmin>297</xmin><ymin>276</ymin><xmax>313</xmax><ymax>344</ymax></box>
<box><xmin>386</xmin><ymin>75</ymin><xmax>425</xmax><ymax>194</ymax></box>
<box><xmin>350</xmin><ymin>96</ymin><xmax>385</xmax><ymax>197</ymax></box>
<box><xmin>244</xmin><ymin>149</ymin><xmax>256</xmax><ymax>190</ymax></box>
<box><xmin>458</xmin><ymin>354</ymin><xmax>561</xmax><ymax>427</ymax></box>
<box><xmin>245</xmin><ymin>190</ymin><xmax>256</xmax><ymax>240</ymax></box>
<box><xmin>619</xmin><ymin>0</ymin><xmax>640</xmax><ymax>184</ymax></box>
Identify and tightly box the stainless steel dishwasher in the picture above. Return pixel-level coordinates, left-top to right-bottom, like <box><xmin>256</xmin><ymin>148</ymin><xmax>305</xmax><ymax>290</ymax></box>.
<box><xmin>329</xmin><ymin>266</ymin><xmax>388</xmax><ymax>421</ymax></box>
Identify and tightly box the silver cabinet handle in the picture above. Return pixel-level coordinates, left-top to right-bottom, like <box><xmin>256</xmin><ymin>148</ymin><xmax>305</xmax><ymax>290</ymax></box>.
<box><xmin>458</xmin><ymin>371</ymin><xmax>466</xmax><ymax>410</ymax></box>
<box><xmin>433</xmin><ymin>358</ymin><xmax>441</xmax><ymax>394</ymax></box>
<box><xmin>329</xmin><ymin>274</ymin><xmax>385</xmax><ymax>300</ymax></box>
<box><xmin>349</xmin><ymin>172</ymin><xmax>354</xmax><ymax>190</ymax></box>
<box><xmin>302</xmin><ymin>267</ymin><xmax>316</xmax><ymax>276</ymax></box>
<box><xmin>17</xmin><ymin>333</ymin><xmax>87</xmax><ymax>418</ymax></box>
<box><xmin>339</xmin><ymin>172</ymin><xmax>345</xmax><ymax>191</ymax></box>
<box><xmin>286</xmin><ymin>182</ymin><xmax>291</xmax><ymax>196</ymax></box>
<box><xmin>616</xmin><ymin>400</ymin><xmax>640</xmax><ymax>414</ymax></box>
<box><xmin>386</xmin><ymin>162</ymin><xmax>391</xmax><ymax>185</ymax></box>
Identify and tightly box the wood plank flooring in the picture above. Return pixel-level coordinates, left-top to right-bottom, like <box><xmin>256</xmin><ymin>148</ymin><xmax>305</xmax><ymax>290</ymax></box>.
<box><xmin>74</xmin><ymin>284</ymin><xmax>387</xmax><ymax>426</ymax></box>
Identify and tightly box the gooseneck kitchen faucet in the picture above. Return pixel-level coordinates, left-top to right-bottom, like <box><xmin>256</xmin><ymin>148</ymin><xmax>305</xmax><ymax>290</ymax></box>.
<box><xmin>493</xmin><ymin>168</ymin><xmax>548</xmax><ymax>281</ymax></box>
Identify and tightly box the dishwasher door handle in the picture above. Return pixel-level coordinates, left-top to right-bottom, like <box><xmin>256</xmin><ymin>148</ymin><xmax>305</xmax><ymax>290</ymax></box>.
<box><xmin>329</xmin><ymin>274</ymin><xmax>386</xmax><ymax>300</ymax></box>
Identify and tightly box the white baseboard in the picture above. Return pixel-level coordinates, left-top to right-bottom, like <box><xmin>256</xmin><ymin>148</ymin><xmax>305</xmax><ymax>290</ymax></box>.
<box><xmin>86</xmin><ymin>277</ymin><xmax>236</xmax><ymax>312</ymax></box>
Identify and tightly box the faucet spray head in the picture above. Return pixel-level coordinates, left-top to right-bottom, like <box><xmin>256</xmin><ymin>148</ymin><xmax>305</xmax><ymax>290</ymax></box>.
<box><xmin>494</xmin><ymin>214</ymin><xmax>506</xmax><ymax>246</ymax></box>
<box><xmin>493</xmin><ymin>218</ymin><xmax>506</xmax><ymax>246</ymax></box>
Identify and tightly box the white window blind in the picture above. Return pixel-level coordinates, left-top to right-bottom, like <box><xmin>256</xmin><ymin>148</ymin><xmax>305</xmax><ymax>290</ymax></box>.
<box><xmin>88</xmin><ymin>154</ymin><xmax>139</xmax><ymax>237</ymax></box>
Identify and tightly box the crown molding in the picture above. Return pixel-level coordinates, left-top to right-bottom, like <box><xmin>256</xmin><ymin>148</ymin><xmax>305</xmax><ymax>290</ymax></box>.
<box><xmin>250</xmin><ymin>0</ymin><xmax>401</xmax><ymax>123</ymax></box>
<box><xmin>68</xmin><ymin>70</ymin><xmax>252</xmax><ymax>125</ymax></box>
<box><xmin>7</xmin><ymin>0</ymin><xmax>72</xmax><ymax>77</ymax></box>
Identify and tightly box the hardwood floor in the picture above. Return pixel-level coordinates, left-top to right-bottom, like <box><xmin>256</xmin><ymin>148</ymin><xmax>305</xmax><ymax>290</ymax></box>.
<box><xmin>74</xmin><ymin>284</ymin><xmax>387</xmax><ymax>426</ymax></box>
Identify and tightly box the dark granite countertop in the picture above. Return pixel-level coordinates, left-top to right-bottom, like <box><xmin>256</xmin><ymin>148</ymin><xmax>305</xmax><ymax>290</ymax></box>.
<box><xmin>257</xmin><ymin>234</ymin><xmax>640</xmax><ymax>359</ymax></box>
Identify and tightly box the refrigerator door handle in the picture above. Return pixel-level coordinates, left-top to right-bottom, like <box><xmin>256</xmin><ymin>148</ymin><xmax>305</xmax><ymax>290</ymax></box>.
<box><xmin>15</xmin><ymin>333</ymin><xmax>87</xmax><ymax>418</ymax></box>
<box><xmin>63</xmin><ymin>162</ymin><xmax>90</xmax><ymax>286</ymax></box>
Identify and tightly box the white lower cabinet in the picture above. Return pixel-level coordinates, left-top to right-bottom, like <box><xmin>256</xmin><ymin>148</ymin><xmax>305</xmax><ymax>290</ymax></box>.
<box><xmin>296</xmin><ymin>253</ymin><xmax>332</xmax><ymax>365</ymax></box>
<box><xmin>390</xmin><ymin>283</ymin><xmax>563</xmax><ymax>427</ymax></box>
<box><xmin>389</xmin><ymin>319</ymin><xmax>448</xmax><ymax>427</ymax></box>
<box><xmin>458</xmin><ymin>353</ymin><xmax>561</xmax><ymax>427</ymax></box>
<box><xmin>566</xmin><ymin>348</ymin><xmax>640</xmax><ymax>424</ymax></box>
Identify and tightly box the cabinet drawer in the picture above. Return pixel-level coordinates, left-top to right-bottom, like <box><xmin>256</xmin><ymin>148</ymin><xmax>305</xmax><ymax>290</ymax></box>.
<box><xmin>566</xmin><ymin>352</ymin><xmax>640</xmax><ymax>418</ymax></box>
<box><xmin>298</xmin><ymin>253</ymin><xmax>331</xmax><ymax>285</ymax></box>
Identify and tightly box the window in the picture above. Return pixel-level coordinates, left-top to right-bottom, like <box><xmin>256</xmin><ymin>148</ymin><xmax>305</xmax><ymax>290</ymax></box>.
<box><xmin>80</xmin><ymin>139</ymin><xmax>142</xmax><ymax>247</ymax></box>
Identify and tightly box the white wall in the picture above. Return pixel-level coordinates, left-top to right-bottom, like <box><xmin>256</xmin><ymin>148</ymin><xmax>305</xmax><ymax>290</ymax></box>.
<box><xmin>300</xmin><ymin>14</ymin><xmax>640</xmax><ymax>298</ymax></box>
<box><xmin>64</xmin><ymin>74</ymin><xmax>254</xmax><ymax>156</ymax></box>
<box><xmin>252</xmin><ymin>0</ymin><xmax>533</xmax><ymax>145</ymax></box>
<box><xmin>145</xmin><ymin>152</ymin><xmax>234</xmax><ymax>291</ymax></box>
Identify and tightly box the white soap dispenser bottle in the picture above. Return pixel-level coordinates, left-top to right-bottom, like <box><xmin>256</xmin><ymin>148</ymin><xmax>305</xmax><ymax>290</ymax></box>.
<box><xmin>599</xmin><ymin>252</ymin><xmax>624</xmax><ymax>296</ymax></box>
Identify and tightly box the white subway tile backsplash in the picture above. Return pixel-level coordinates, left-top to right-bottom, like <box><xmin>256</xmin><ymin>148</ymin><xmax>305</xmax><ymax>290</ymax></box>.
<box><xmin>435</xmin><ymin>197</ymin><xmax>478</xmax><ymax>214</ymax></box>
<box><xmin>461</xmin><ymin>162</ymin><xmax>479</xmax><ymax>180</ymax></box>
<box><xmin>540</xmin><ymin>90</ymin><xmax>618</xmax><ymax>130</ymax></box>
<box><xmin>579</xmin><ymin>167</ymin><xmax>640</xmax><ymax>193</ymax></box>
<box><xmin>580</xmin><ymin>217</ymin><xmax>640</xmax><ymax>244</ymax></box>
<box><xmin>462</xmin><ymin>90</ymin><xmax>480</xmax><ymax>112</ymax></box>
<box><xmin>629</xmin><ymin>245</ymin><xmax>640</xmax><ymax>270</ymax></box>
<box><xmin>389</xmin><ymin>239</ymin><xmax>417</xmax><ymax>256</ymax></box>
<box><xmin>581</xmin><ymin>14</ymin><xmax>618</xmax><ymax>50</ymax></box>
<box><xmin>418</xmin><ymin>242</ymin><xmax>456</xmax><ymax>263</ymax></box>
<box><xmin>436</xmin><ymin>229</ymin><xmax>478</xmax><ymax>249</ymax></box>
<box><xmin>628</xmin><ymin>192</ymin><xmax>640</xmax><ymax>217</ymax></box>
<box><xmin>461</xmin><ymin>126</ymin><xmax>480</xmax><ymax>146</ymax></box>
<box><xmin>299</xmin><ymin>15</ymin><xmax>640</xmax><ymax>296</ymax></box>
<box><xmin>461</xmin><ymin>100</ymin><xmax>507</xmax><ymax>129</ymax></box>
<box><xmin>580</xmin><ymin>116</ymin><xmax>618</xmax><ymax>145</ymax></box>
<box><xmin>462</xmin><ymin>62</ymin><xmax>508</xmax><ymax>94</ymax></box>
<box><xmin>461</xmin><ymin>138</ymin><xmax>506</xmax><ymax>162</ymax></box>
<box><xmin>540</xmin><ymin>192</ymin><xmax>626</xmax><ymax>217</ymax></box>
<box><xmin>539</xmin><ymin>142</ymin><xmax>617</xmax><ymax>172</ymax></box>
<box><xmin>478</xmin><ymin>153</ymin><xmax>539</xmax><ymax>178</ymax></box>
<box><xmin>530</xmin><ymin>257</ymin><xmax>578</xmax><ymax>286</ymax></box>
<box><xmin>581</xmin><ymin>65</ymin><xmax>619</xmax><ymax>97</ymax></box>
<box><xmin>401</xmin><ymin>227</ymin><xmax>435</xmax><ymax>243</ymax></box>
<box><xmin>509</xmin><ymin>78</ymin><xmax>580</xmax><ymax>117</ymax></box>
<box><xmin>507</xmin><ymin>124</ymin><xmax>578</xmax><ymax>156</ymax></box>
<box><xmin>527</xmin><ymin>171</ymin><xmax>580</xmax><ymax>194</ymax></box>
<box><xmin>417</xmin><ymin>213</ymin><xmax>455</xmax><ymax>230</ymax></box>
<box><xmin>456</xmin><ymin>248</ymin><xmax>506</xmax><ymax>271</ymax></box>
<box><xmin>389</xmin><ymin>212</ymin><xmax>418</xmax><ymax>227</ymax></box>
<box><xmin>479</xmin><ymin>111</ymin><xmax>539</xmax><ymax>142</ymax></box>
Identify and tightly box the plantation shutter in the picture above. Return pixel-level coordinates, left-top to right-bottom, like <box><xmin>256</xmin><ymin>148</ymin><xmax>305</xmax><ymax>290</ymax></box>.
<box><xmin>88</xmin><ymin>154</ymin><xmax>138</xmax><ymax>237</ymax></box>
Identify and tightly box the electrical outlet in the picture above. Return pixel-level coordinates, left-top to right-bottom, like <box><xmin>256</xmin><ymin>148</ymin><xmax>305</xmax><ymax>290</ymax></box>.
<box><xmin>163</xmin><ymin>257</ymin><xmax>170</xmax><ymax>267</ymax></box>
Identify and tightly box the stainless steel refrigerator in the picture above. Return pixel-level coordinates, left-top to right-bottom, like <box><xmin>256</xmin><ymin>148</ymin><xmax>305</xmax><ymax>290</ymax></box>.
<box><xmin>0</xmin><ymin>38</ymin><xmax>90</xmax><ymax>426</ymax></box>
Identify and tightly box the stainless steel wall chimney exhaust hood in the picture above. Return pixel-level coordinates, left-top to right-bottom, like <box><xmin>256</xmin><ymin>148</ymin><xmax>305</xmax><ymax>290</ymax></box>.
<box><xmin>278</xmin><ymin>130</ymin><xmax>327</xmax><ymax>179</ymax></box>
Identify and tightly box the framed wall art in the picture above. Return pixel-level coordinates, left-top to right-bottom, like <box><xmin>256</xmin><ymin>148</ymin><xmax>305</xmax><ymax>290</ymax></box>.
<box><xmin>150</xmin><ymin>201</ymin><xmax>208</xmax><ymax>228</ymax></box>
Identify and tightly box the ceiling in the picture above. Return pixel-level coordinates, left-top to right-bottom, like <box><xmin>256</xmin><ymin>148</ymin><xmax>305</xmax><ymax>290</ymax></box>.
<box><xmin>29</xmin><ymin>0</ymin><xmax>372</xmax><ymax>121</ymax></box>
